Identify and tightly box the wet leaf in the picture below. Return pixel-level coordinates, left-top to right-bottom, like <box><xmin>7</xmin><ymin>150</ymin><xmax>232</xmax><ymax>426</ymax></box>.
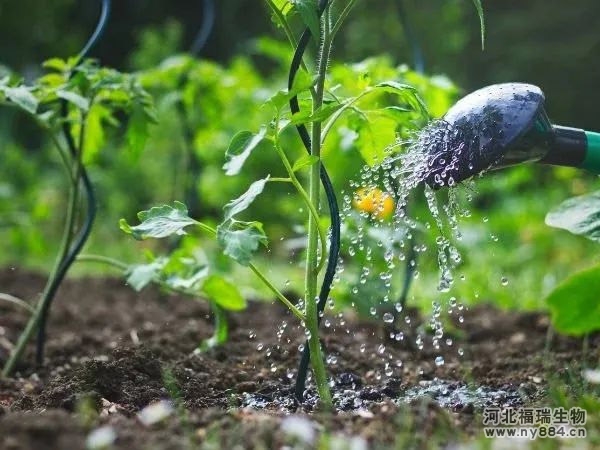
<box><xmin>217</xmin><ymin>221</ymin><xmax>267</xmax><ymax>266</ymax></box>
<box><xmin>120</xmin><ymin>201</ymin><xmax>197</xmax><ymax>240</ymax></box>
<box><xmin>223</xmin><ymin>177</ymin><xmax>270</xmax><ymax>221</ymax></box>
<box><xmin>202</xmin><ymin>275</ymin><xmax>247</xmax><ymax>311</ymax></box>
<box><xmin>223</xmin><ymin>127</ymin><xmax>267</xmax><ymax>176</ymax></box>
<box><xmin>547</xmin><ymin>264</ymin><xmax>600</xmax><ymax>335</ymax></box>
<box><xmin>545</xmin><ymin>191</ymin><xmax>600</xmax><ymax>242</ymax></box>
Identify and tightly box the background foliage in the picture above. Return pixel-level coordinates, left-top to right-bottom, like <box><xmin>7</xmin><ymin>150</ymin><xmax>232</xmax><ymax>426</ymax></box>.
<box><xmin>1</xmin><ymin>0</ymin><xmax>599</xmax><ymax>315</ymax></box>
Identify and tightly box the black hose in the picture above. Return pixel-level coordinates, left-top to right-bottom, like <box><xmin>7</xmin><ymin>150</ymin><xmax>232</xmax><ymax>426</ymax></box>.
<box><xmin>290</xmin><ymin>0</ymin><xmax>341</xmax><ymax>403</ymax></box>
<box><xmin>190</xmin><ymin>0</ymin><xmax>215</xmax><ymax>56</ymax></box>
<box><xmin>35</xmin><ymin>0</ymin><xmax>110</xmax><ymax>365</ymax></box>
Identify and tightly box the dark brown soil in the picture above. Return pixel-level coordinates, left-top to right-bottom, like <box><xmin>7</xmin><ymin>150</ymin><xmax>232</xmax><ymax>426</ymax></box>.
<box><xmin>0</xmin><ymin>267</ymin><xmax>594</xmax><ymax>449</ymax></box>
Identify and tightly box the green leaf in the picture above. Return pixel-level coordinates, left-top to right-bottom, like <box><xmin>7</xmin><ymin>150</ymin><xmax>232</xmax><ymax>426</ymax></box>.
<box><xmin>223</xmin><ymin>127</ymin><xmax>267</xmax><ymax>176</ymax></box>
<box><xmin>472</xmin><ymin>0</ymin><xmax>486</xmax><ymax>50</ymax></box>
<box><xmin>291</xmin><ymin>102</ymin><xmax>343</xmax><ymax>126</ymax></box>
<box><xmin>292</xmin><ymin>154</ymin><xmax>319</xmax><ymax>172</ymax></box>
<box><xmin>126</xmin><ymin>258</ymin><xmax>168</xmax><ymax>291</ymax></box>
<box><xmin>265</xmin><ymin>71</ymin><xmax>315</xmax><ymax>111</ymax></box>
<box><xmin>217</xmin><ymin>221</ymin><xmax>268</xmax><ymax>266</ymax></box>
<box><xmin>547</xmin><ymin>264</ymin><xmax>600</xmax><ymax>335</ymax></box>
<box><xmin>126</xmin><ymin>104</ymin><xmax>151</xmax><ymax>157</ymax></box>
<box><xmin>223</xmin><ymin>177</ymin><xmax>270</xmax><ymax>221</ymax></box>
<box><xmin>292</xmin><ymin>0</ymin><xmax>320</xmax><ymax>39</ymax></box>
<box><xmin>56</xmin><ymin>90</ymin><xmax>90</xmax><ymax>112</ymax></box>
<box><xmin>42</xmin><ymin>58</ymin><xmax>69</xmax><ymax>72</ymax></box>
<box><xmin>545</xmin><ymin>191</ymin><xmax>600</xmax><ymax>242</ymax></box>
<box><xmin>202</xmin><ymin>275</ymin><xmax>247</xmax><ymax>311</ymax></box>
<box><xmin>1</xmin><ymin>86</ymin><xmax>38</xmax><ymax>114</ymax></box>
<box><xmin>120</xmin><ymin>201</ymin><xmax>198</xmax><ymax>240</ymax></box>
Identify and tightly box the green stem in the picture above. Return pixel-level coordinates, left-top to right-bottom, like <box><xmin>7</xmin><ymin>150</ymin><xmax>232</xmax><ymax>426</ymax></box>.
<box><xmin>304</xmin><ymin>8</ymin><xmax>333</xmax><ymax>408</ymax></box>
<box><xmin>0</xmin><ymin>293</ymin><xmax>34</xmax><ymax>314</ymax></box>
<box><xmin>200</xmin><ymin>304</ymin><xmax>228</xmax><ymax>350</ymax></box>
<box><xmin>77</xmin><ymin>254</ymin><xmax>128</xmax><ymax>271</ymax></box>
<box><xmin>273</xmin><ymin>137</ymin><xmax>327</xmax><ymax>273</ymax></box>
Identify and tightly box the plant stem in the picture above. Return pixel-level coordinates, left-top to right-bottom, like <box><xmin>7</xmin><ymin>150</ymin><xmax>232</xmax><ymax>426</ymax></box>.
<box><xmin>303</xmin><ymin>8</ymin><xmax>333</xmax><ymax>408</ymax></box>
<box><xmin>77</xmin><ymin>254</ymin><xmax>129</xmax><ymax>271</ymax></box>
<box><xmin>273</xmin><ymin>137</ymin><xmax>327</xmax><ymax>273</ymax></box>
<box><xmin>200</xmin><ymin>304</ymin><xmax>228</xmax><ymax>350</ymax></box>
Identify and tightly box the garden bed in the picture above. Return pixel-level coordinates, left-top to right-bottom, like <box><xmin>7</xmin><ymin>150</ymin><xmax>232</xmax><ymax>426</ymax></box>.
<box><xmin>0</xmin><ymin>267</ymin><xmax>591</xmax><ymax>449</ymax></box>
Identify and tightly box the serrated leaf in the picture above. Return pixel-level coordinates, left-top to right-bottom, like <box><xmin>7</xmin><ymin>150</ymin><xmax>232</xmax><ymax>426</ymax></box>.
<box><xmin>472</xmin><ymin>0</ymin><xmax>486</xmax><ymax>50</ymax></box>
<box><xmin>223</xmin><ymin>127</ymin><xmax>267</xmax><ymax>176</ymax></box>
<box><xmin>56</xmin><ymin>90</ymin><xmax>90</xmax><ymax>111</ymax></box>
<box><xmin>547</xmin><ymin>264</ymin><xmax>600</xmax><ymax>335</ymax></box>
<box><xmin>292</xmin><ymin>154</ymin><xmax>319</xmax><ymax>172</ymax></box>
<box><xmin>202</xmin><ymin>275</ymin><xmax>247</xmax><ymax>311</ymax></box>
<box><xmin>2</xmin><ymin>86</ymin><xmax>38</xmax><ymax>114</ymax></box>
<box><xmin>126</xmin><ymin>258</ymin><xmax>168</xmax><ymax>291</ymax></box>
<box><xmin>217</xmin><ymin>221</ymin><xmax>268</xmax><ymax>266</ymax></box>
<box><xmin>545</xmin><ymin>191</ymin><xmax>600</xmax><ymax>242</ymax></box>
<box><xmin>292</xmin><ymin>0</ymin><xmax>320</xmax><ymax>39</ymax></box>
<box><xmin>223</xmin><ymin>177</ymin><xmax>270</xmax><ymax>221</ymax></box>
<box><xmin>120</xmin><ymin>201</ymin><xmax>198</xmax><ymax>240</ymax></box>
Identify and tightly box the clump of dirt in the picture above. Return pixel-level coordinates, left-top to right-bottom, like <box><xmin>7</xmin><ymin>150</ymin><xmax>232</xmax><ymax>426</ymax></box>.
<box><xmin>0</xmin><ymin>267</ymin><xmax>593</xmax><ymax>449</ymax></box>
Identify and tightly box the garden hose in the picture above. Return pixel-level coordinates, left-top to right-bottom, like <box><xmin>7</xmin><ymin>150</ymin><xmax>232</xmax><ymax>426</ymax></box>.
<box><xmin>290</xmin><ymin>0</ymin><xmax>341</xmax><ymax>403</ymax></box>
<box><xmin>396</xmin><ymin>0</ymin><xmax>424</xmax><ymax>74</ymax></box>
<box><xmin>190</xmin><ymin>0</ymin><xmax>216</xmax><ymax>56</ymax></box>
<box><xmin>35</xmin><ymin>0</ymin><xmax>110</xmax><ymax>365</ymax></box>
<box><xmin>175</xmin><ymin>0</ymin><xmax>217</xmax><ymax>221</ymax></box>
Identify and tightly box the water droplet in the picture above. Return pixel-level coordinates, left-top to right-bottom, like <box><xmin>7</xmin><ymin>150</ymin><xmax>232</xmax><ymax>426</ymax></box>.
<box><xmin>383</xmin><ymin>312</ymin><xmax>394</xmax><ymax>323</ymax></box>
<box><xmin>435</xmin><ymin>356</ymin><xmax>445</xmax><ymax>366</ymax></box>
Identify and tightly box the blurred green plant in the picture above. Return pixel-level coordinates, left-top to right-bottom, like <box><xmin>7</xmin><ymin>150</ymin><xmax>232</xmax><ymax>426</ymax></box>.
<box><xmin>1</xmin><ymin>57</ymin><xmax>155</xmax><ymax>376</ymax></box>
<box><xmin>545</xmin><ymin>190</ymin><xmax>600</xmax><ymax>335</ymax></box>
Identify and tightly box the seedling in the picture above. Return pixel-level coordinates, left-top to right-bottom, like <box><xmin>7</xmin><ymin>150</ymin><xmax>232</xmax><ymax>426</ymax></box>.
<box><xmin>121</xmin><ymin>0</ymin><xmax>445</xmax><ymax>408</ymax></box>
<box><xmin>0</xmin><ymin>1</ymin><xmax>155</xmax><ymax>376</ymax></box>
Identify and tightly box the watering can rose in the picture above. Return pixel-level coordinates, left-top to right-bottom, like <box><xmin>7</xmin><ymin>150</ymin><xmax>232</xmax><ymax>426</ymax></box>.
<box><xmin>353</xmin><ymin>187</ymin><xmax>395</xmax><ymax>219</ymax></box>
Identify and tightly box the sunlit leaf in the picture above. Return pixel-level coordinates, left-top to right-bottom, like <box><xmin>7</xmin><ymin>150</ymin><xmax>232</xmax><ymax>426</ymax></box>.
<box><xmin>292</xmin><ymin>154</ymin><xmax>319</xmax><ymax>172</ymax></box>
<box><xmin>126</xmin><ymin>104</ymin><xmax>151</xmax><ymax>157</ymax></box>
<box><xmin>547</xmin><ymin>264</ymin><xmax>600</xmax><ymax>335</ymax></box>
<box><xmin>1</xmin><ymin>86</ymin><xmax>38</xmax><ymax>114</ymax></box>
<box><xmin>545</xmin><ymin>191</ymin><xmax>600</xmax><ymax>242</ymax></box>
<box><xmin>223</xmin><ymin>127</ymin><xmax>267</xmax><ymax>176</ymax></box>
<box><xmin>56</xmin><ymin>90</ymin><xmax>90</xmax><ymax>112</ymax></box>
<box><xmin>223</xmin><ymin>177</ymin><xmax>270</xmax><ymax>221</ymax></box>
<box><xmin>202</xmin><ymin>275</ymin><xmax>247</xmax><ymax>311</ymax></box>
<box><xmin>120</xmin><ymin>201</ymin><xmax>198</xmax><ymax>240</ymax></box>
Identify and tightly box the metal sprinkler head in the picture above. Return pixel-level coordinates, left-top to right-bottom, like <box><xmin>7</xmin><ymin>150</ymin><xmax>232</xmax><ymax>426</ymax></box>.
<box><xmin>424</xmin><ymin>83</ymin><xmax>600</xmax><ymax>188</ymax></box>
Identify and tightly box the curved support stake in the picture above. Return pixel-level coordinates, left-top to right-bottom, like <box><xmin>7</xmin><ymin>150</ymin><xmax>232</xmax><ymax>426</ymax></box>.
<box><xmin>34</xmin><ymin>0</ymin><xmax>110</xmax><ymax>366</ymax></box>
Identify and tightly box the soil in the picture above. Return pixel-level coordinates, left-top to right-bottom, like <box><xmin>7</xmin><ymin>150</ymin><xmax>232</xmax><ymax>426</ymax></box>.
<box><xmin>0</xmin><ymin>267</ymin><xmax>594</xmax><ymax>449</ymax></box>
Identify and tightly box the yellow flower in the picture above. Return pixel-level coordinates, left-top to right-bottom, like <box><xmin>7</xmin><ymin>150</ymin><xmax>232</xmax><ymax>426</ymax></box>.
<box><xmin>353</xmin><ymin>187</ymin><xmax>395</xmax><ymax>220</ymax></box>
